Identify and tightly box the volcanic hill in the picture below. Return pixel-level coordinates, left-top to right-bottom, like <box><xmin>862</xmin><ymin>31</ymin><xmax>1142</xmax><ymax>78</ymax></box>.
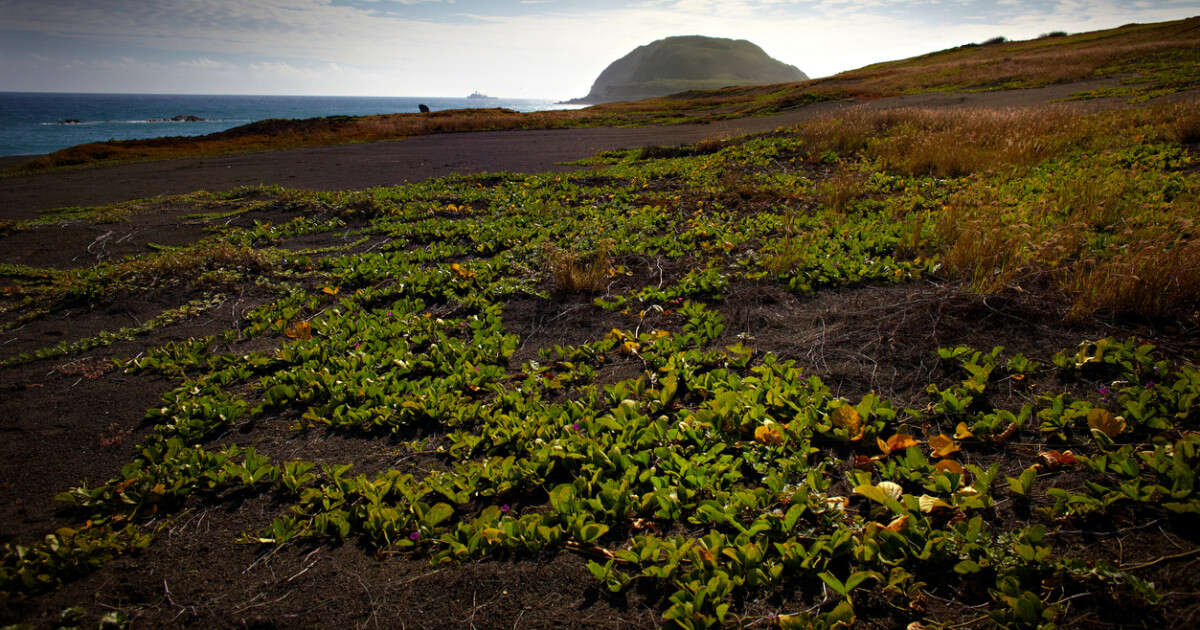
<box><xmin>570</xmin><ymin>35</ymin><xmax>808</xmax><ymax>104</ymax></box>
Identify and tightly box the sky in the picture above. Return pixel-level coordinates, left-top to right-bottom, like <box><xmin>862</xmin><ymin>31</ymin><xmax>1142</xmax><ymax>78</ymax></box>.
<box><xmin>1</xmin><ymin>1</ymin><xmax>1198</xmax><ymax>99</ymax></box>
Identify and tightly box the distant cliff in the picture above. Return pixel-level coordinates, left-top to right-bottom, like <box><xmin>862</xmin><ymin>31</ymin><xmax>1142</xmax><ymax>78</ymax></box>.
<box><xmin>568</xmin><ymin>36</ymin><xmax>808</xmax><ymax>104</ymax></box>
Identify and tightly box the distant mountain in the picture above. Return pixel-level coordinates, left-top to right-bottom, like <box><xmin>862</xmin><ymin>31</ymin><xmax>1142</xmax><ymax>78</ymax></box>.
<box><xmin>568</xmin><ymin>35</ymin><xmax>808</xmax><ymax>104</ymax></box>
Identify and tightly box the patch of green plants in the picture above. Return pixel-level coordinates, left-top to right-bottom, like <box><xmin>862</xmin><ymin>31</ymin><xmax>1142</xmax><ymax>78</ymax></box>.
<box><xmin>1</xmin><ymin>96</ymin><xmax>1197</xmax><ymax>628</ymax></box>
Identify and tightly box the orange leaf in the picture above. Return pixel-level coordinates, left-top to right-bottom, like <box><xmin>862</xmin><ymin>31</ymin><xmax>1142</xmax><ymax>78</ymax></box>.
<box><xmin>1087</xmin><ymin>408</ymin><xmax>1126</xmax><ymax>438</ymax></box>
<box><xmin>831</xmin><ymin>404</ymin><xmax>863</xmax><ymax>441</ymax></box>
<box><xmin>321</xmin><ymin>286</ymin><xmax>340</xmax><ymax>295</ymax></box>
<box><xmin>929</xmin><ymin>434</ymin><xmax>960</xmax><ymax>458</ymax></box>
<box><xmin>450</xmin><ymin>263</ymin><xmax>475</xmax><ymax>278</ymax></box>
<box><xmin>879</xmin><ymin>433</ymin><xmax>920</xmax><ymax>456</ymax></box>
<box><xmin>933</xmin><ymin>459</ymin><xmax>965</xmax><ymax>475</ymax></box>
<box><xmin>285</xmin><ymin>320</ymin><xmax>312</xmax><ymax>340</ymax></box>
<box><xmin>852</xmin><ymin>455</ymin><xmax>879</xmax><ymax>470</ymax></box>
<box><xmin>884</xmin><ymin>514</ymin><xmax>910</xmax><ymax>532</ymax></box>
<box><xmin>754</xmin><ymin>424</ymin><xmax>783</xmax><ymax>446</ymax></box>
<box><xmin>953</xmin><ymin>422</ymin><xmax>973</xmax><ymax>440</ymax></box>
<box><xmin>1038</xmin><ymin>450</ymin><xmax>1078</xmax><ymax>471</ymax></box>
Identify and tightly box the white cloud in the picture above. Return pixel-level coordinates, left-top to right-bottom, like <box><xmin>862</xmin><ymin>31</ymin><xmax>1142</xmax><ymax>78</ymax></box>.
<box><xmin>0</xmin><ymin>1</ymin><xmax>1197</xmax><ymax>96</ymax></box>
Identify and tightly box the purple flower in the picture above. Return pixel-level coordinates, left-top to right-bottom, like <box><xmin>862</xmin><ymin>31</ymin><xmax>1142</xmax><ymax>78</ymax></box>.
<box><xmin>500</xmin><ymin>504</ymin><xmax>511</xmax><ymax>513</ymax></box>
<box><xmin>1097</xmin><ymin>386</ymin><xmax>1109</xmax><ymax>396</ymax></box>
<box><xmin>387</xmin><ymin>311</ymin><xmax>393</xmax><ymax>316</ymax></box>
<box><xmin>1145</xmin><ymin>381</ymin><xmax>1155</xmax><ymax>388</ymax></box>
<box><xmin>408</xmin><ymin>531</ymin><xmax>420</xmax><ymax>541</ymax></box>
<box><xmin>572</xmin><ymin>422</ymin><xmax>581</xmax><ymax>431</ymax></box>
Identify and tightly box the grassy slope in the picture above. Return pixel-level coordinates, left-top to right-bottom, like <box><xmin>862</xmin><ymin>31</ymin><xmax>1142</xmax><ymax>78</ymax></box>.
<box><xmin>6</xmin><ymin>16</ymin><xmax>1199</xmax><ymax>174</ymax></box>
<box><xmin>1</xmin><ymin>17</ymin><xmax>1199</xmax><ymax>630</ymax></box>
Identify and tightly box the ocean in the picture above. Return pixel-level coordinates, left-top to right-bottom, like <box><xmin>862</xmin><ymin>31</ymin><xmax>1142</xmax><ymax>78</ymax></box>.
<box><xmin>0</xmin><ymin>92</ymin><xmax>582</xmax><ymax>157</ymax></box>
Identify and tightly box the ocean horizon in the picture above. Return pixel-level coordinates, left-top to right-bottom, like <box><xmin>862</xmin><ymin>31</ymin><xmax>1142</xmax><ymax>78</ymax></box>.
<box><xmin>0</xmin><ymin>92</ymin><xmax>584</xmax><ymax>157</ymax></box>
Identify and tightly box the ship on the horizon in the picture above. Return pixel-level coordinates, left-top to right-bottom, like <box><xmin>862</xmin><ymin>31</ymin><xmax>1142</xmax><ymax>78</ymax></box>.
<box><xmin>467</xmin><ymin>91</ymin><xmax>498</xmax><ymax>100</ymax></box>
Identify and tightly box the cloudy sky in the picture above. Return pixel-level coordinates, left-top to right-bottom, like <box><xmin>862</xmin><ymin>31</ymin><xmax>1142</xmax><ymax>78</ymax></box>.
<box><xmin>1</xmin><ymin>0</ymin><xmax>1197</xmax><ymax>98</ymax></box>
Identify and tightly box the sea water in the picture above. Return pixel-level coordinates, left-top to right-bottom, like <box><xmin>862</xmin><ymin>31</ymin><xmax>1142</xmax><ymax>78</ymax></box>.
<box><xmin>0</xmin><ymin>92</ymin><xmax>582</xmax><ymax>157</ymax></box>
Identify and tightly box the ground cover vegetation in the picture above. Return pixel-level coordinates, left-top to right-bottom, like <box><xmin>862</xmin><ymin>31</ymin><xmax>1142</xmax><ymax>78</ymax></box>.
<box><xmin>0</xmin><ymin>93</ymin><xmax>1198</xmax><ymax>628</ymax></box>
<box><xmin>6</xmin><ymin>17</ymin><xmax>1198</xmax><ymax>174</ymax></box>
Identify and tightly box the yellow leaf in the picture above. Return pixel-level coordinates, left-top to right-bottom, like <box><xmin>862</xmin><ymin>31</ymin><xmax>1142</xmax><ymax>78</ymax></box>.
<box><xmin>754</xmin><ymin>424</ymin><xmax>783</xmax><ymax>446</ymax></box>
<box><xmin>1087</xmin><ymin>408</ymin><xmax>1126</xmax><ymax>438</ymax></box>
<box><xmin>928</xmin><ymin>434</ymin><xmax>960</xmax><ymax>458</ymax></box>
<box><xmin>481</xmin><ymin>527</ymin><xmax>503</xmax><ymax>543</ymax></box>
<box><xmin>831</xmin><ymin>404</ymin><xmax>863</xmax><ymax>441</ymax></box>
<box><xmin>933</xmin><ymin>459</ymin><xmax>965</xmax><ymax>475</ymax></box>
<box><xmin>918</xmin><ymin>495</ymin><xmax>952</xmax><ymax>514</ymax></box>
<box><xmin>954</xmin><ymin>422</ymin><xmax>973</xmax><ymax>440</ymax></box>
<box><xmin>321</xmin><ymin>286</ymin><xmax>340</xmax><ymax>295</ymax></box>
<box><xmin>620</xmin><ymin>340</ymin><xmax>641</xmax><ymax>355</ymax></box>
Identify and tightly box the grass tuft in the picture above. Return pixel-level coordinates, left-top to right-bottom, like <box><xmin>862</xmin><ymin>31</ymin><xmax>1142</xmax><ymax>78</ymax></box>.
<box><xmin>543</xmin><ymin>240</ymin><xmax>613</xmax><ymax>293</ymax></box>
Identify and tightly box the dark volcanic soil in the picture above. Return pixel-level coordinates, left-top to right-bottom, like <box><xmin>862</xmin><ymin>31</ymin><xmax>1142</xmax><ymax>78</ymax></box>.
<box><xmin>1</xmin><ymin>80</ymin><xmax>1192</xmax><ymax>629</ymax></box>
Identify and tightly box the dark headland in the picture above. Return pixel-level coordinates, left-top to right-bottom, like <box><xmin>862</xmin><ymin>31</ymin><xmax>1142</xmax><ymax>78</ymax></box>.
<box><xmin>566</xmin><ymin>35</ymin><xmax>808</xmax><ymax>104</ymax></box>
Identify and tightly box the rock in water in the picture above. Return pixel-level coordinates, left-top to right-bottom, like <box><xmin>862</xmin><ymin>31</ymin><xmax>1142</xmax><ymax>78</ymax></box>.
<box><xmin>570</xmin><ymin>35</ymin><xmax>807</xmax><ymax>104</ymax></box>
<box><xmin>419</xmin><ymin>104</ymin><xmax>431</xmax><ymax>113</ymax></box>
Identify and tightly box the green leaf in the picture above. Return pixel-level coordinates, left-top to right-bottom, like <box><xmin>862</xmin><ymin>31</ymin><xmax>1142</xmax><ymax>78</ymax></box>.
<box><xmin>844</xmin><ymin>570</ymin><xmax>880</xmax><ymax>591</ymax></box>
<box><xmin>548</xmin><ymin>483</ymin><xmax>575</xmax><ymax>513</ymax></box>
<box><xmin>954</xmin><ymin>559</ymin><xmax>982</xmax><ymax>574</ymax></box>
<box><xmin>578</xmin><ymin>522</ymin><xmax>609</xmax><ymax>543</ymax></box>
<box><xmin>853</xmin><ymin>484</ymin><xmax>906</xmax><ymax>514</ymax></box>
<box><xmin>660</xmin><ymin>373</ymin><xmax>678</xmax><ymax>405</ymax></box>
<box><xmin>825</xmin><ymin>600</ymin><xmax>856</xmax><ymax>626</ymax></box>
<box><xmin>783</xmin><ymin>503</ymin><xmax>806</xmax><ymax>531</ymax></box>
<box><xmin>423</xmin><ymin>502</ymin><xmax>454</xmax><ymax>527</ymax></box>
<box><xmin>587</xmin><ymin>559</ymin><xmax>611</xmax><ymax>581</ymax></box>
<box><xmin>818</xmin><ymin>571</ymin><xmax>847</xmax><ymax>596</ymax></box>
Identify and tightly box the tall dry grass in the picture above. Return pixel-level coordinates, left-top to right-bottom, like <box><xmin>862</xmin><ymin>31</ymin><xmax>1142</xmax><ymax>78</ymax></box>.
<box><xmin>792</xmin><ymin>105</ymin><xmax>1097</xmax><ymax>175</ymax></box>
<box><xmin>542</xmin><ymin>240</ymin><xmax>613</xmax><ymax>293</ymax></box>
<box><xmin>1062</xmin><ymin>238</ymin><xmax>1200</xmax><ymax>321</ymax></box>
<box><xmin>862</xmin><ymin>99</ymin><xmax>1200</xmax><ymax>321</ymax></box>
